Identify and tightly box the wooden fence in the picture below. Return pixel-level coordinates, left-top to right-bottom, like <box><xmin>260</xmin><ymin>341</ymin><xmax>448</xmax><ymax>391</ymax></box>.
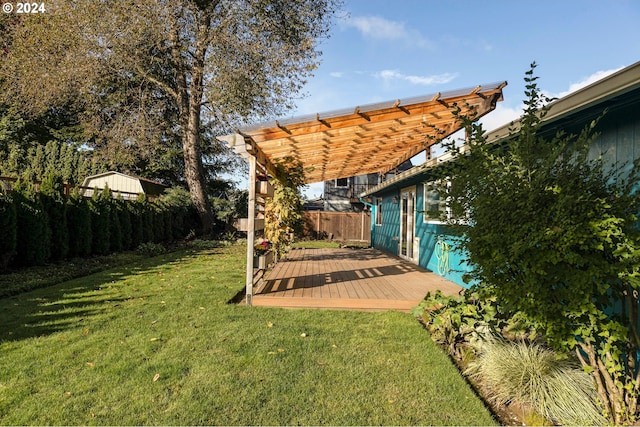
<box><xmin>301</xmin><ymin>211</ymin><xmax>371</xmax><ymax>242</ymax></box>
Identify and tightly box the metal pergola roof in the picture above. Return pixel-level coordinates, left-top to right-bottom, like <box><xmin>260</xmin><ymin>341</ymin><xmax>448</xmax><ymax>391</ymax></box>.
<box><xmin>219</xmin><ymin>81</ymin><xmax>507</xmax><ymax>184</ymax></box>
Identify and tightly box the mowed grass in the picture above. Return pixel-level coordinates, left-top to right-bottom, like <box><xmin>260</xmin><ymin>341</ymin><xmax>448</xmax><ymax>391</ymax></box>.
<box><xmin>0</xmin><ymin>242</ymin><xmax>497</xmax><ymax>425</ymax></box>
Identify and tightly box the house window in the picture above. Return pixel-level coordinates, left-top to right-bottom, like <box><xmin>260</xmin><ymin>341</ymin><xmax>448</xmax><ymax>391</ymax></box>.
<box><xmin>423</xmin><ymin>181</ymin><xmax>448</xmax><ymax>223</ymax></box>
<box><xmin>375</xmin><ymin>197</ymin><xmax>383</xmax><ymax>226</ymax></box>
<box><xmin>335</xmin><ymin>177</ymin><xmax>348</xmax><ymax>188</ymax></box>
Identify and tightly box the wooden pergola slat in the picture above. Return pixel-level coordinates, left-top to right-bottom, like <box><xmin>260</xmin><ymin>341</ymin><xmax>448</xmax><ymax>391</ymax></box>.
<box><xmin>222</xmin><ymin>82</ymin><xmax>506</xmax><ymax>184</ymax></box>
<box><xmin>218</xmin><ymin>81</ymin><xmax>507</xmax><ymax>305</ymax></box>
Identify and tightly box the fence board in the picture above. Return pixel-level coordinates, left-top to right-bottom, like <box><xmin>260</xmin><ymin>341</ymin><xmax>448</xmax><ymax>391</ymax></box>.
<box><xmin>301</xmin><ymin>211</ymin><xmax>371</xmax><ymax>242</ymax></box>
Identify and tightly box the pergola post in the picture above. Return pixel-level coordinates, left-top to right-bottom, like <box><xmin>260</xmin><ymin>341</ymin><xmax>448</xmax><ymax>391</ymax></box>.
<box><xmin>245</xmin><ymin>155</ymin><xmax>257</xmax><ymax>306</ymax></box>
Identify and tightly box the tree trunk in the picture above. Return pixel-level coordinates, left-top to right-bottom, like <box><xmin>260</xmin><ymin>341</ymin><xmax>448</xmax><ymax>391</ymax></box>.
<box><xmin>176</xmin><ymin>11</ymin><xmax>214</xmax><ymax>234</ymax></box>
<box><xmin>183</xmin><ymin>117</ymin><xmax>214</xmax><ymax>234</ymax></box>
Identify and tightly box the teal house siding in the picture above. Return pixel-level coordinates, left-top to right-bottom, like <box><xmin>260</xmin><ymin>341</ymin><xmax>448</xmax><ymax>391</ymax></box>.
<box><xmin>414</xmin><ymin>183</ymin><xmax>473</xmax><ymax>287</ymax></box>
<box><xmin>371</xmin><ymin>192</ymin><xmax>400</xmax><ymax>256</ymax></box>
<box><xmin>587</xmin><ymin>102</ymin><xmax>640</xmax><ymax>178</ymax></box>
<box><xmin>368</xmin><ymin>182</ymin><xmax>473</xmax><ymax>288</ymax></box>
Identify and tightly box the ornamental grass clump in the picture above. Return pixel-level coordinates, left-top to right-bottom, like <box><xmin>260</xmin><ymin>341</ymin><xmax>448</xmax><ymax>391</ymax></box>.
<box><xmin>467</xmin><ymin>340</ymin><xmax>606</xmax><ymax>426</ymax></box>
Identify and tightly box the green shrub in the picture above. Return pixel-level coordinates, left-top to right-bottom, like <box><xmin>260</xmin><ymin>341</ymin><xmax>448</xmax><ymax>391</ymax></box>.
<box><xmin>109</xmin><ymin>199</ymin><xmax>123</xmax><ymax>252</ymax></box>
<box><xmin>411</xmin><ymin>289</ymin><xmax>534</xmax><ymax>363</ymax></box>
<box><xmin>159</xmin><ymin>187</ymin><xmax>198</xmax><ymax>240</ymax></box>
<box><xmin>115</xmin><ymin>198</ymin><xmax>132</xmax><ymax>250</ymax></box>
<box><xmin>441</xmin><ymin>63</ymin><xmax>640</xmax><ymax>424</ymax></box>
<box><xmin>152</xmin><ymin>203</ymin><xmax>168</xmax><ymax>243</ymax></box>
<box><xmin>466</xmin><ymin>340</ymin><xmax>607</xmax><ymax>426</ymax></box>
<box><xmin>135</xmin><ymin>194</ymin><xmax>155</xmax><ymax>244</ymax></box>
<box><xmin>40</xmin><ymin>173</ymin><xmax>69</xmax><ymax>261</ymax></box>
<box><xmin>0</xmin><ymin>193</ymin><xmax>17</xmax><ymax>271</ymax></box>
<box><xmin>13</xmin><ymin>188</ymin><xmax>50</xmax><ymax>266</ymax></box>
<box><xmin>66</xmin><ymin>189</ymin><xmax>92</xmax><ymax>257</ymax></box>
<box><xmin>128</xmin><ymin>199</ymin><xmax>144</xmax><ymax>249</ymax></box>
<box><xmin>135</xmin><ymin>242</ymin><xmax>166</xmax><ymax>257</ymax></box>
<box><xmin>89</xmin><ymin>187</ymin><xmax>111</xmax><ymax>255</ymax></box>
<box><xmin>41</xmin><ymin>194</ymin><xmax>69</xmax><ymax>261</ymax></box>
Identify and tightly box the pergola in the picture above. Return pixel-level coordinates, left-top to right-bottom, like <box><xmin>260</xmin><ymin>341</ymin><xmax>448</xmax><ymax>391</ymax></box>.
<box><xmin>218</xmin><ymin>81</ymin><xmax>507</xmax><ymax>304</ymax></box>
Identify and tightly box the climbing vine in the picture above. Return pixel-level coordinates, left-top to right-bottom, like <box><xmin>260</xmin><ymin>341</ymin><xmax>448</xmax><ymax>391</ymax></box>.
<box><xmin>264</xmin><ymin>157</ymin><xmax>305</xmax><ymax>258</ymax></box>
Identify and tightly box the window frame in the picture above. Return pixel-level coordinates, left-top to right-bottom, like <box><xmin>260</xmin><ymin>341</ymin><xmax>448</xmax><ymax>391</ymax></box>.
<box><xmin>335</xmin><ymin>177</ymin><xmax>349</xmax><ymax>188</ymax></box>
<box><xmin>423</xmin><ymin>180</ymin><xmax>450</xmax><ymax>224</ymax></box>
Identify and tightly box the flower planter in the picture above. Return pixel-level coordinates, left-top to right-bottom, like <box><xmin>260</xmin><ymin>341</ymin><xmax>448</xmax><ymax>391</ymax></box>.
<box><xmin>255</xmin><ymin>180</ymin><xmax>274</xmax><ymax>197</ymax></box>
<box><xmin>253</xmin><ymin>250</ymin><xmax>274</xmax><ymax>270</ymax></box>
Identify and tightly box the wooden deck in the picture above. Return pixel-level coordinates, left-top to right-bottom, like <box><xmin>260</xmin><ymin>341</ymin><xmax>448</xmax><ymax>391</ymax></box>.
<box><xmin>252</xmin><ymin>247</ymin><xmax>463</xmax><ymax>311</ymax></box>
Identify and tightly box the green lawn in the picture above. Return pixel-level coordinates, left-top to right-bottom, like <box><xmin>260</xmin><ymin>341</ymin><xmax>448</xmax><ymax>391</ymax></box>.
<box><xmin>0</xmin><ymin>242</ymin><xmax>497</xmax><ymax>425</ymax></box>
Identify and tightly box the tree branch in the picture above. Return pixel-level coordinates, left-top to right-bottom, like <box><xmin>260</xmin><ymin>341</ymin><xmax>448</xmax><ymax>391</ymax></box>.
<box><xmin>133</xmin><ymin>63</ymin><xmax>178</xmax><ymax>101</ymax></box>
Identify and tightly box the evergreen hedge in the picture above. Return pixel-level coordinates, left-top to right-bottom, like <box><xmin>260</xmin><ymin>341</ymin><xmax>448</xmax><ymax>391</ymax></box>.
<box><xmin>0</xmin><ymin>180</ymin><xmax>200</xmax><ymax>272</ymax></box>
<box><xmin>0</xmin><ymin>193</ymin><xmax>17</xmax><ymax>271</ymax></box>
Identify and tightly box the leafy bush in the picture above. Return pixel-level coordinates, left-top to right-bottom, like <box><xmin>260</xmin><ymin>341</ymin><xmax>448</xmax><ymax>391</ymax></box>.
<box><xmin>411</xmin><ymin>289</ymin><xmax>533</xmax><ymax>364</ymax></box>
<box><xmin>135</xmin><ymin>242</ymin><xmax>166</xmax><ymax>257</ymax></box>
<box><xmin>466</xmin><ymin>340</ymin><xmax>607</xmax><ymax>426</ymax></box>
<box><xmin>439</xmin><ymin>63</ymin><xmax>640</xmax><ymax>424</ymax></box>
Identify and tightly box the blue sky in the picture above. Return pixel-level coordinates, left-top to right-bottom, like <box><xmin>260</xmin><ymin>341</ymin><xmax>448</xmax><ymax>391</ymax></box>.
<box><xmin>250</xmin><ymin>1</ymin><xmax>640</xmax><ymax>197</ymax></box>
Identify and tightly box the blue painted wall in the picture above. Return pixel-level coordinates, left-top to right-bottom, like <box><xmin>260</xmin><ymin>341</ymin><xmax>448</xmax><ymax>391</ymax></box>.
<box><xmin>587</xmin><ymin>102</ymin><xmax>640</xmax><ymax>179</ymax></box>
<box><xmin>371</xmin><ymin>193</ymin><xmax>400</xmax><ymax>256</ymax></box>
<box><xmin>370</xmin><ymin>183</ymin><xmax>473</xmax><ymax>288</ymax></box>
<box><xmin>415</xmin><ymin>183</ymin><xmax>473</xmax><ymax>287</ymax></box>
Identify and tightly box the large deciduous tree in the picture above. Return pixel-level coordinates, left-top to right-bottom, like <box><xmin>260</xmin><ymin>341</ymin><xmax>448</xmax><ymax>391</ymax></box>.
<box><xmin>0</xmin><ymin>0</ymin><xmax>340</xmax><ymax>232</ymax></box>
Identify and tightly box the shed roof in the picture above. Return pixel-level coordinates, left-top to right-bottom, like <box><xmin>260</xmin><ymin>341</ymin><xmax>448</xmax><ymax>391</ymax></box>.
<box><xmin>82</xmin><ymin>171</ymin><xmax>167</xmax><ymax>196</ymax></box>
<box><xmin>219</xmin><ymin>82</ymin><xmax>507</xmax><ymax>184</ymax></box>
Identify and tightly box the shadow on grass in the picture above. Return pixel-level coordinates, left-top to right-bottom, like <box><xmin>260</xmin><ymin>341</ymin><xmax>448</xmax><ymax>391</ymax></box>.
<box><xmin>0</xmin><ymin>247</ymin><xmax>213</xmax><ymax>343</ymax></box>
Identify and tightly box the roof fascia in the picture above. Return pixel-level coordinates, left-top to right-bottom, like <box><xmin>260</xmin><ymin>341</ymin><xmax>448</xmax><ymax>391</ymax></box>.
<box><xmin>487</xmin><ymin>61</ymin><xmax>640</xmax><ymax>144</ymax></box>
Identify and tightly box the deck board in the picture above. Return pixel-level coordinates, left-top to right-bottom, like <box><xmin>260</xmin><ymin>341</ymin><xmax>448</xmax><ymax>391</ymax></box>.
<box><xmin>252</xmin><ymin>247</ymin><xmax>463</xmax><ymax>312</ymax></box>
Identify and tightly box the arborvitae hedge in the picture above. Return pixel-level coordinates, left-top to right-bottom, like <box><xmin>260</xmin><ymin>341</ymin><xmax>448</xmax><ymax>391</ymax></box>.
<box><xmin>116</xmin><ymin>199</ymin><xmax>132</xmax><ymax>250</ymax></box>
<box><xmin>129</xmin><ymin>200</ymin><xmax>145</xmax><ymax>250</ymax></box>
<box><xmin>2</xmin><ymin>185</ymin><xmax>200</xmax><ymax>270</ymax></box>
<box><xmin>13</xmin><ymin>187</ymin><xmax>50</xmax><ymax>267</ymax></box>
<box><xmin>40</xmin><ymin>173</ymin><xmax>69</xmax><ymax>261</ymax></box>
<box><xmin>67</xmin><ymin>189</ymin><xmax>92</xmax><ymax>258</ymax></box>
<box><xmin>0</xmin><ymin>193</ymin><xmax>17</xmax><ymax>271</ymax></box>
<box><xmin>89</xmin><ymin>188</ymin><xmax>111</xmax><ymax>256</ymax></box>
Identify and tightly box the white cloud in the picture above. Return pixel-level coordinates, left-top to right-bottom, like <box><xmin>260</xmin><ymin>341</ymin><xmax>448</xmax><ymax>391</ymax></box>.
<box><xmin>478</xmin><ymin>68</ymin><xmax>625</xmax><ymax>133</ymax></box>
<box><xmin>347</xmin><ymin>16</ymin><xmax>404</xmax><ymax>39</ymax></box>
<box><xmin>552</xmin><ymin>67</ymin><xmax>624</xmax><ymax>99</ymax></box>
<box><xmin>377</xmin><ymin>69</ymin><xmax>458</xmax><ymax>86</ymax></box>
<box><xmin>480</xmin><ymin>104</ymin><xmax>523</xmax><ymax>132</ymax></box>
<box><xmin>329</xmin><ymin>71</ymin><xmax>344</xmax><ymax>78</ymax></box>
<box><xmin>342</xmin><ymin>15</ymin><xmax>433</xmax><ymax>48</ymax></box>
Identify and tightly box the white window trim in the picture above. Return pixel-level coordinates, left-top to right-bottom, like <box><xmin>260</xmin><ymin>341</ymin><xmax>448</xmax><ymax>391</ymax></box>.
<box><xmin>375</xmin><ymin>197</ymin><xmax>383</xmax><ymax>226</ymax></box>
<box><xmin>423</xmin><ymin>180</ymin><xmax>451</xmax><ymax>224</ymax></box>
